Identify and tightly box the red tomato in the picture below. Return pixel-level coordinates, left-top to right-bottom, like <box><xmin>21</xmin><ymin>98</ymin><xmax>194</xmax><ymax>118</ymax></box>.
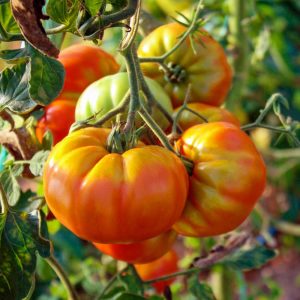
<box><xmin>36</xmin><ymin>100</ymin><xmax>76</xmax><ymax>145</ymax></box>
<box><xmin>43</xmin><ymin>127</ymin><xmax>189</xmax><ymax>243</ymax></box>
<box><xmin>94</xmin><ymin>230</ymin><xmax>177</xmax><ymax>264</ymax></box>
<box><xmin>175</xmin><ymin>102</ymin><xmax>240</xmax><ymax>131</ymax></box>
<box><xmin>135</xmin><ymin>249</ymin><xmax>179</xmax><ymax>293</ymax></box>
<box><xmin>173</xmin><ymin>122</ymin><xmax>266</xmax><ymax>237</ymax></box>
<box><xmin>138</xmin><ymin>23</ymin><xmax>232</xmax><ymax>108</ymax></box>
<box><xmin>58</xmin><ymin>44</ymin><xmax>119</xmax><ymax>100</ymax></box>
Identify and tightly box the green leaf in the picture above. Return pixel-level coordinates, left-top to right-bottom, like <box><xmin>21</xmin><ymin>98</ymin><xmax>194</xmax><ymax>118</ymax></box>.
<box><xmin>0</xmin><ymin>2</ymin><xmax>20</xmax><ymax>36</ymax></box>
<box><xmin>101</xmin><ymin>286</ymin><xmax>126</xmax><ymax>299</ymax></box>
<box><xmin>0</xmin><ymin>210</ymin><xmax>51</xmax><ymax>299</ymax></box>
<box><xmin>188</xmin><ymin>274</ymin><xmax>216</xmax><ymax>300</ymax></box>
<box><xmin>46</xmin><ymin>0</ymin><xmax>80</xmax><ymax>30</ymax></box>
<box><xmin>118</xmin><ymin>266</ymin><xmax>144</xmax><ymax>295</ymax></box>
<box><xmin>0</xmin><ymin>167</ymin><xmax>22</xmax><ymax>206</ymax></box>
<box><xmin>0</xmin><ymin>45</ymin><xmax>65</xmax><ymax>113</ymax></box>
<box><xmin>114</xmin><ymin>293</ymin><xmax>146</xmax><ymax>300</ymax></box>
<box><xmin>85</xmin><ymin>0</ymin><xmax>104</xmax><ymax>16</ymax></box>
<box><xmin>28</xmin><ymin>46</ymin><xmax>65</xmax><ymax>105</ymax></box>
<box><xmin>12</xmin><ymin>190</ymin><xmax>44</xmax><ymax>213</ymax></box>
<box><xmin>0</xmin><ymin>0</ymin><xmax>9</xmax><ymax>4</ymax></box>
<box><xmin>0</xmin><ymin>48</ymin><xmax>28</xmax><ymax>64</ymax></box>
<box><xmin>0</xmin><ymin>63</ymin><xmax>36</xmax><ymax>113</ymax></box>
<box><xmin>28</xmin><ymin>150</ymin><xmax>50</xmax><ymax>176</ymax></box>
<box><xmin>220</xmin><ymin>246</ymin><xmax>277</xmax><ymax>271</ymax></box>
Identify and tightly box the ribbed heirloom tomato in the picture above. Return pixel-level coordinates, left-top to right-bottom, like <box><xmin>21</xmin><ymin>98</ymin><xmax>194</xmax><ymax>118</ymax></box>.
<box><xmin>75</xmin><ymin>72</ymin><xmax>173</xmax><ymax>129</ymax></box>
<box><xmin>36</xmin><ymin>100</ymin><xmax>76</xmax><ymax>145</ymax></box>
<box><xmin>173</xmin><ymin>122</ymin><xmax>266</xmax><ymax>237</ymax></box>
<box><xmin>94</xmin><ymin>230</ymin><xmax>177</xmax><ymax>264</ymax></box>
<box><xmin>43</xmin><ymin>127</ymin><xmax>189</xmax><ymax>243</ymax></box>
<box><xmin>175</xmin><ymin>102</ymin><xmax>240</xmax><ymax>131</ymax></box>
<box><xmin>138</xmin><ymin>23</ymin><xmax>232</xmax><ymax>108</ymax></box>
<box><xmin>135</xmin><ymin>249</ymin><xmax>179</xmax><ymax>293</ymax></box>
<box><xmin>58</xmin><ymin>44</ymin><xmax>119</xmax><ymax>100</ymax></box>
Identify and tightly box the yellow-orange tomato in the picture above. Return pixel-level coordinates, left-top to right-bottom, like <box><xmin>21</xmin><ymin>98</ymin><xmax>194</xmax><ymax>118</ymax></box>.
<box><xmin>173</xmin><ymin>122</ymin><xmax>266</xmax><ymax>237</ymax></box>
<box><xmin>94</xmin><ymin>230</ymin><xmax>177</xmax><ymax>264</ymax></box>
<box><xmin>58</xmin><ymin>44</ymin><xmax>119</xmax><ymax>100</ymax></box>
<box><xmin>43</xmin><ymin>127</ymin><xmax>189</xmax><ymax>243</ymax></box>
<box><xmin>138</xmin><ymin>23</ymin><xmax>232</xmax><ymax>108</ymax></box>
<box><xmin>36</xmin><ymin>99</ymin><xmax>76</xmax><ymax>145</ymax></box>
<box><xmin>175</xmin><ymin>102</ymin><xmax>240</xmax><ymax>131</ymax></box>
<box><xmin>135</xmin><ymin>249</ymin><xmax>178</xmax><ymax>293</ymax></box>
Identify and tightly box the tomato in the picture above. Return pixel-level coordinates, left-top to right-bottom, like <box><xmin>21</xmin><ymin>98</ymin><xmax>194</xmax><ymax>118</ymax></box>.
<box><xmin>43</xmin><ymin>127</ymin><xmax>189</xmax><ymax>243</ymax></box>
<box><xmin>175</xmin><ymin>102</ymin><xmax>240</xmax><ymax>131</ymax></box>
<box><xmin>173</xmin><ymin>122</ymin><xmax>266</xmax><ymax>237</ymax></box>
<box><xmin>138</xmin><ymin>23</ymin><xmax>232</xmax><ymax>108</ymax></box>
<box><xmin>36</xmin><ymin>100</ymin><xmax>76</xmax><ymax>145</ymax></box>
<box><xmin>58</xmin><ymin>44</ymin><xmax>119</xmax><ymax>101</ymax></box>
<box><xmin>135</xmin><ymin>249</ymin><xmax>178</xmax><ymax>293</ymax></box>
<box><xmin>94</xmin><ymin>230</ymin><xmax>177</xmax><ymax>264</ymax></box>
<box><xmin>75</xmin><ymin>72</ymin><xmax>173</xmax><ymax>129</ymax></box>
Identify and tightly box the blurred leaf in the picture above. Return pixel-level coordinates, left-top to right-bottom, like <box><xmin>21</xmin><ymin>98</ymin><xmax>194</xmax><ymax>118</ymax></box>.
<box><xmin>220</xmin><ymin>246</ymin><xmax>276</xmax><ymax>271</ymax></box>
<box><xmin>118</xmin><ymin>266</ymin><xmax>144</xmax><ymax>295</ymax></box>
<box><xmin>188</xmin><ymin>274</ymin><xmax>216</xmax><ymax>300</ymax></box>
<box><xmin>114</xmin><ymin>293</ymin><xmax>146</xmax><ymax>300</ymax></box>
<box><xmin>101</xmin><ymin>286</ymin><xmax>126</xmax><ymax>299</ymax></box>
<box><xmin>28</xmin><ymin>150</ymin><xmax>50</xmax><ymax>176</ymax></box>
<box><xmin>0</xmin><ymin>210</ymin><xmax>51</xmax><ymax>299</ymax></box>
<box><xmin>0</xmin><ymin>166</ymin><xmax>22</xmax><ymax>206</ymax></box>
<box><xmin>0</xmin><ymin>48</ymin><xmax>28</xmax><ymax>64</ymax></box>
<box><xmin>85</xmin><ymin>0</ymin><xmax>104</xmax><ymax>16</ymax></box>
<box><xmin>0</xmin><ymin>0</ymin><xmax>9</xmax><ymax>4</ymax></box>
<box><xmin>12</xmin><ymin>190</ymin><xmax>44</xmax><ymax>213</ymax></box>
<box><xmin>46</xmin><ymin>0</ymin><xmax>80</xmax><ymax>30</ymax></box>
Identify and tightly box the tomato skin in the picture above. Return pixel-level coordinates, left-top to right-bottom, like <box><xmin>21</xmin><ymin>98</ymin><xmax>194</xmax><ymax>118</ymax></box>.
<box><xmin>94</xmin><ymin>230</ymin><xmax>177</xmax><ymax>264</ymax></box>
<box><xmin>36</xmin><ymin>100</ymin><xmax>76</xmax><ymax>145</ymax></box>
<box><xmin>173</xmin><ymin>122</ymin><xmax>266</xmax><ymax>237</ymax></box>
<box><xmin>135</xmin><ymin>249</ymin><xmax>178</xmax><ymax>293</ymax></box>
<box><xmin>75</xmin><ymin>72</ymin><xmax>173</xmax><ymax>129</ymax></box>
<box><xmin>138</xmin><ymin>23</ymin><xmax>232</xmax><ymax>108</ymax></box>
<box><xmin>58</xmin><ymin>44</ymin><xmax>119</xmax><ymax>100</ymax></box>
<box><xmin>43</xmin><ymin>127</ymin><xmax>189</xmax><ymax>243</ymax></box>
<box><xmin>175</xmin><ymin>103</ymin><xmax>240</xmax><ymax>131</ymax></box>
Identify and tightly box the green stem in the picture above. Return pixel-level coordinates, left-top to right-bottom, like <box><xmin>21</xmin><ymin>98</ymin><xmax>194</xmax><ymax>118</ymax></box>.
<box><xmin>45</xmin><ymin>255</ymin><xmax>79</xmax><ymax>300</ymax></box>
<box><xmin>122</xmin><ymin>44</ymin><xmax>140</xmax><ymax>133</ymax></box>
<box><xmin>225</xmin><ymin>0</ymin><xmax>249</xmax><ymax>119</ymax></box>
<box><xmin>0</xmin><ymin>182</ymin><xmax>9</xmax><ymax>214</ymax></box>
<box><xmin>273</xmin><ymin>220</ymin><xmax>300</xmax><ymax>237</ymax></box>
<box><xmin>139</xmin><ymin>0</ymin><xmax>204</xmax><ymax>64</ymax></box>
<box><xmin>144</xmin><ymin>268</ymin><xmax>199</xmax><ymax>285</ymax></box>
<box><xmin>211</xmin><ymin>266</ymin><xmax>234</xmax><ymax>300</ymax></box>
<box><xmin>46</xmin><ymin>24</ymin><xmax>67</xmax><ymax>35</ymax></box>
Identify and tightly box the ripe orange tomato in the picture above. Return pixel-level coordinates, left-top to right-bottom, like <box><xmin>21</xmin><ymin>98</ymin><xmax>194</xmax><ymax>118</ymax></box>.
<box><xmin>36</xmin><ymin>100</ymin><xmax>76</xmax><ymax>145</ymax></box>
<box><xmin>138</xmin><ymin>23</ymin><xmax>232</xmax><ymax>108</ymax></box>
<box><xmin>173</xmin><ymin>122</ymin><xmax>266</xmax><ymax>237</ymax></box>
<box><xmin>94</xmin><ymin>230</ymin><xmax>177</xmax><ymax>264</ymax></box>
<box><xmin>58</xmin><ymin>44</ymin><xmax>119</xmax><ymax>100</ymax></box>
<box><xmin>135</xmin><ymin>249</ymin><xmax>179</xmax><ymax>293</ymax></box>
<box><xmin>175</xmin><ymin>102</ymin><xmax>240</xmax><ymax>131</ymax></box>
<box><xmin>43</xmin><ymin>127</ymin><xmax>189</xmax><ymax>243</ymax></box>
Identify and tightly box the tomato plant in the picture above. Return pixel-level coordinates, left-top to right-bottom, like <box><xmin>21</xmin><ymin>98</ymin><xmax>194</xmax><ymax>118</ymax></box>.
<box><xmin>175</xmin><ymin>102</ymin><xmax>240</xmax><ymax>131</ymax></box>
<box><xmin>138</xmin><ymin>22</ymin><xmax>232</xmax><ymax>108</ymax></box>
<box><xmin>94</xmin><ymin>230</ymin><xmax>177</xmax><ymax>264</ymax></box>
<box><xmin>36</xmin><ymin>100</ymin><xmax>76</xmax><ymax>145</ymax></box>
<box><xmin>58</xmin><ymin>44</ymin><xmax>119</xmax><ymax>101</ymax></box>
<box><xmin>43</xmin><ymin>127</ymin><xmax>189</xmax><ymax>243</ymax></box>
<box><xmin>135</xmin><ymin>249</ymin><xmax>179</xmax><ymax>293</ymax></box>
<box><xmin>173</xmin><ymin>122</ymin><xmax>266</xmax><ymax>237</ymax></box>
<box><xmin>75</xmin><ymin>72</ymin><xmax>173</xmax><ymax>129</ymax></box>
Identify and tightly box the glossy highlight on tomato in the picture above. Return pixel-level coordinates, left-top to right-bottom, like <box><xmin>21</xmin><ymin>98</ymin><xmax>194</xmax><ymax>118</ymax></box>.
<box><xmin>135</xmin><ymin>249</ymin><xmax>179</xmax><ymax>293</ymax></box>
<box><xmin>43</xmin><ymin>127</ymin><xmax>189</xmax><ymax>243</ymax></box>
<box><xmin>175</xmin><ymin>102</ymin><xmax>240</xmax><ymax>131</ymax></box>
<box><xmin>75</xmin><ymin>72</ymin><xmax>173</xmax><ymax>129</ymax></box>
<box><xmin>58</xmin><ymin>44</ymin><xmax>119</xmax><ymax>100</ymax></box>
<box><xmin>138</xmin><ymin>22</ymin><xmax>232</xmax><ymax>108</ymax></box>
<box><xmin>94</xmin><ymin>230</ymin><xmax>177</xmax><ymax>264</ymax></box>
<box><xmin>36</xmin><ymin>99</ymin><xmax>76</xmax><ymax>145</ymax></box>
<box><xmin>173</xmin><ymin>122</ymin><xmax>266</xmax><ymax>237</ymax></box>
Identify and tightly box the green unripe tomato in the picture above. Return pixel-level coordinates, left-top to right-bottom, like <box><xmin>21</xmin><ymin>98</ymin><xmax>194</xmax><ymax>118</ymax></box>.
<box><xmin>75</xmin><ymin>72</ymin><xmax>173</xmax><ymax>129</ymax></box>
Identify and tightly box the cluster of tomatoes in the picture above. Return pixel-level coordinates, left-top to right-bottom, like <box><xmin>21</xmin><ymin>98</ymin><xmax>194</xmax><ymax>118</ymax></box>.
<box><xmin>38</xmin><ymin>23</ymin><xmax>266</xmax><ymax>289</ymax></box>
